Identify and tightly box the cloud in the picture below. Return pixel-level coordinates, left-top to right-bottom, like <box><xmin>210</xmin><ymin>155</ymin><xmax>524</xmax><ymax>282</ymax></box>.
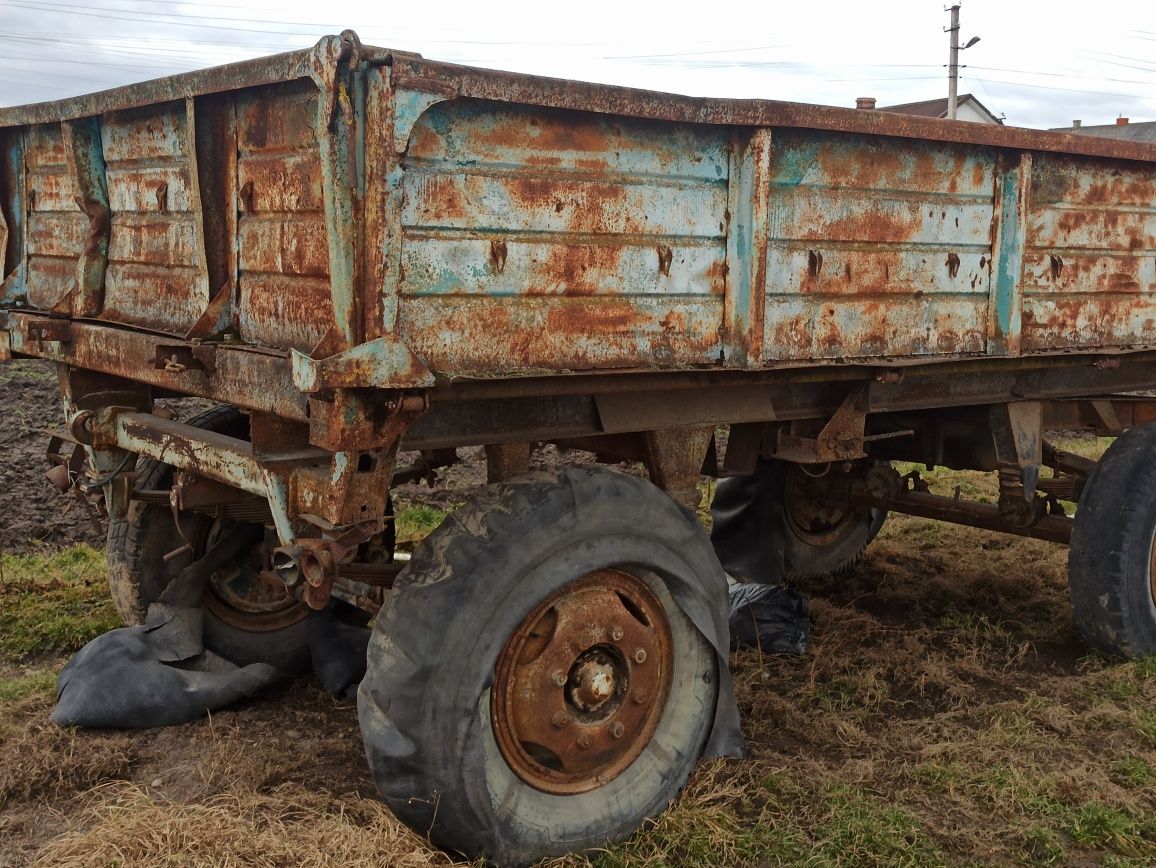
<box><xmin>0</xmin><ymin>0</ymin><xmax>1152</xmax><ymax>128</ymax></box>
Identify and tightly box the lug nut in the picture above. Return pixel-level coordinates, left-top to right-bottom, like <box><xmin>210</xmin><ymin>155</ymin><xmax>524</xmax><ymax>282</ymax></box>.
<box><xmin>610</xmin><ymin>626</ymin><xmax>624</xmax><ymax>641</ymax></box>
<box><xmin>551</xmin><ymin>710</ymin><xmax>568</xmax><ymax>728</ymax></box>
<box><xmin>632</xmin><ymin>689</ymin><xmax>647</xmax><ymax>704</ymax></box>
<box><xmin>551</xmin><ymin>670</ymin><xmax>567</xmax><ymax>687</ymax></box>
<box><xmin>577</xmin><ymin>733</ymin><xmax>592</xmax><ymax>749</ymax></box>
<box><xmin>609</xmin><ymin>722</ymin><xmax>625</xmax><ymax>739</ymax></box>
<box><xmin>633</xmin><ymin>648</ymin><xmax>647</xmax><ymax>664</ymax></box>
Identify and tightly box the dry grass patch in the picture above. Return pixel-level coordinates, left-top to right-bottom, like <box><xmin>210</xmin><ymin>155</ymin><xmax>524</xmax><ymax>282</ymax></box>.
<box><xmin>5</xmin><ymin>445</ymin><xmax>1156</xmax><ymax>866</ymax></box>
<box><xmin>33</xmin><ymin>780</ymin><xmax>463</xmax><ymax>867</ymax></box>
<box><xmin>0</xmin><ymin>715</ymin><xmax>136</xmax><ymax>806</ymax></box>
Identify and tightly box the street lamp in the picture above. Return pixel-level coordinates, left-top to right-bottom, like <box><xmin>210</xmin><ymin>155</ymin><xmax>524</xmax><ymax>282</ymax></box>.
<box><xmin>946</xmin><ymin>4</ymin><xmax>981</xmax><ymax>120</ymax></box>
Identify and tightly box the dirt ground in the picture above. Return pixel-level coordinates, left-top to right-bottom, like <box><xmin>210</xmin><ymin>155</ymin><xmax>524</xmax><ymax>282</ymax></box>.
<box><xmin>2</xmin><ymin>361</ymin><xmax>1155</xmax><ymax>866</ymax></box>
<box><xmin>0</xmin><ymin>362</ymin><xmax>105</xmax><ymax>554</ymax></box>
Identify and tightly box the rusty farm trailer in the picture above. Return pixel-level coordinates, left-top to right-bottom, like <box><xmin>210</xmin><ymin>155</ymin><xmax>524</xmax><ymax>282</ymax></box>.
<box><xmin>3</xmin><ymin>30</ymin><xmax>1156</xmax><ymax>865</ymax></box>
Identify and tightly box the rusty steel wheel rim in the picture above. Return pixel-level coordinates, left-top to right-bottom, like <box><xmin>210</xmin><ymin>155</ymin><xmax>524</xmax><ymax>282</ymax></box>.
<box><xmin>784</xmin><ymin>465</ymin><xmax>857</xmax><ymax>546</ymax></box>
<box><xmin>491</xmin><ymin>568</ymin><xmax>674</xmax><ymax>795</ymax></box>
<box><xmin>197</xmin><ymin>520</ymin><xmax>307</xmax><ymax>634</ymax></box>
<box><xmin>1150</xmin><ymin>531</ymin><xmax>1156</xmax><ymax>610</ymax></box>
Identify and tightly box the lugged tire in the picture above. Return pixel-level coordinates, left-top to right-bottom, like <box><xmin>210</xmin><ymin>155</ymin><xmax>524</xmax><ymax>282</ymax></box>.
<box><xmin>106</xmin><ymin>405</ymin><xmax>310</xmax><ymax>672</ymax></box>
<box><xmin>357</xmin><ymin>467</ymin><xmax>724</xmax><ymax>866</ymax></box>
<box><xmin>1068</xmin><ymin>424</ymin><xmax>1156</xmax><ymax>658</ymax></box>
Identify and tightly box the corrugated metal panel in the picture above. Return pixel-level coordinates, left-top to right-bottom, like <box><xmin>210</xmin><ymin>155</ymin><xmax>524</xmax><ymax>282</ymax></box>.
<box><xmin>397</xmin><ymin>99</ymin><xmax>727</xmax><ymax>374</ymax></box>
<box><xmin>1022</xmin><ymin>153</ymin><xmax>1156</xmax><ymax>350</ymax></box>
<box><xmin>761</xmin><ymin>130</ymin><xmax>996</xmax><ymax>361</ymax></box>
<box><xmin>24</xmin><ymin>124</ymin><xmax>84</xmax><ymax>310</ymax></box>
<box><xmin>235</xmin><ymin>80</ymin><xmax>332</xmax><ymax>352</ymax></box>
<box><xmin>100</xmin><ymin>101</ymin><xmax>209</xmax><ymax>333</ymax></box>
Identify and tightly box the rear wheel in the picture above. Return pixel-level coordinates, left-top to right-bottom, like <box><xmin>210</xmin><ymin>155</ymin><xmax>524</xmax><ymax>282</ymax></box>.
<box><xmin>1069</xmin><ymin>424</ymin><xmax>1156</xmax><ymax>658</ymax></box>
<box><xmin>358</xmin><ymin>467</ymin><xmax>726</xmax><ymax>866</ymax></box>
<box><xmin>106</xmin><ymin>405</ymin><xmax>310</xmax><ymax>672</ymax></box>
<box><xmin>711</xmin><ymin>458</ymin><xmax>886</xmax><ymax>584</ymax></box>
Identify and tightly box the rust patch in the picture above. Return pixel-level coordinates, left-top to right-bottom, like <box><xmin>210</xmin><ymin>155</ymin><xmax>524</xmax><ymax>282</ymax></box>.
<box><xmin>816</xmin><ymin>142</ymin><xmax>903</xmax><ymax>190</ymax></box>
<box><xmin>237</xmin><ymin>152</ymin><xmax>323</xmax><ymax>212</ymax></box>
<box><xmin>470</xmin><ymin>109</ymin><xmax>613</xmax><ymax>155</ymax></box>
<box><xmin>237</xmin><ymin>83</ymin><xmax>318</xmax><ymax>152</ymax></box>
<box><xmin>540</xmin><ymin>244</ymin><xmax>628</xmax><ymax>294</ymax></box>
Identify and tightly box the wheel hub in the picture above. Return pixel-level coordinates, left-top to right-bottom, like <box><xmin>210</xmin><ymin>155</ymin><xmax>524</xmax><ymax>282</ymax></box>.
<box><xmin>199</xmin><ymin>520</ymin><xmax>306</xmax><ymax>633</ymax></box>
<box><xmin>492</xmin><ymin>568</ymin><xmax>673</xmax><ymax>795</ymax></box>
<box><xmin>784</xmin><ymin>465</ymin><xmax>858</xmax><ymax>545</ymax></box>
<box><xmin>568</xmin><ymin>649</ymin><xmax>622</xmax><ymax>715</ymax></box>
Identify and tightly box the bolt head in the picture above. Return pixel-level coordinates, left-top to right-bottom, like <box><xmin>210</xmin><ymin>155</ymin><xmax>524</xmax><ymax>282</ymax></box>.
<box><xmin>609</xmin><ymin>722</ymin><xmax>625</xmax><ymax>739</ymax></box>
<box><xmin>551</xmin><ymin>670</ymin><xmax>567</xmax><ymax>687</ymax></box>
<box><xmin>633</xmin><ymin>648</ymin><xmax>647</xmax><ymax>664</ymax></box>
<box><xmin>551</xmin><ymin>710</ymin><xmax>568</xmax><ymax>728</ymax></box>
<box><xmin>577</xmin><ymin>733</ymin><xmax>592</xmax><ymax>749</ymax></box>
<box><xmin>610</xmin><ymin>626</ymin><xmax>624</xmax><ymax>641</ymax></box>
<box><xmin>632</xmin><ymin>689</ymin><xmax>647</xmax><ymax>704</ymax></box>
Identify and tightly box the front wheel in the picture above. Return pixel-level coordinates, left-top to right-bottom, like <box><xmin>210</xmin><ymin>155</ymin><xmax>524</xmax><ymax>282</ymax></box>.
<box><xmin>357</xmin><ymin>467</ymin><xmax>735</xmax><ymax>866</ymax></box>
<box><xmin>1069</xmin><ymin>424</ymin><xmax>1156</xmax><ymax>658</ymax></box>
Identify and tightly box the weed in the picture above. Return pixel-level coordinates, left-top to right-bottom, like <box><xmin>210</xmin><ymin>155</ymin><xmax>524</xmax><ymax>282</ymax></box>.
<box><xmin>1112</xmin><ymin>757</ymin><xmax>1155</xmax><ymax>788</ymax></box>
<box><xmin>0</xmin><ymin>669</ymin><xmax>55</xmax><ymax>703</ymax></box>
<box><xmin>1060</xmin><ymin>802</ymin><xmax>1148</xmax><ymax>852</ymax></box>
<box><xmin>1018</xmin><ymin>827</ymin><xmax>1066</xmax><ymax>864</ymax></box>
<box><xmin>0</xmin><ymin>545</ymin><xmax>118</xmax><ymax>659</ymax></box>
<box><xmin>394</xmin><ymin>505</ymin><xmax>449</xmax><ymax>545</ymax></box>
<box><xmin>1135</xmin><ymin>709</ymin><xmax>1156</xmax><ymax>748</ymax></box>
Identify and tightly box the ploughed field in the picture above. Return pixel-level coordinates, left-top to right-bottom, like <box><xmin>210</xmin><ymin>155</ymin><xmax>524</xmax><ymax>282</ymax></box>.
<box><xmin>2</xmin><ymin>361</ymin><xmax>1154</xmax><ymax>866</ymax></box>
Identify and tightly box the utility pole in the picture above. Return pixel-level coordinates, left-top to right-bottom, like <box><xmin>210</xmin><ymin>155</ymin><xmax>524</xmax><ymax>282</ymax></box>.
<box><xmin>947</xmin><ymin>4</ymin><xmax>961</xmax><ymax>120</ymax></box>
<box><xmin>945</xmin><ymin>4</ymin><xmax>979</xmax><ymax>121</ymax></box>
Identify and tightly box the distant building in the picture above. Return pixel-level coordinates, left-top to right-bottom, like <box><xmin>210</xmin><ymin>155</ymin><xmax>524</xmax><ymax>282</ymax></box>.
<box><xmin>859</xmin><ymin>93</ymin><xmax>1004</xmax><ymax>125</ymax></box>
<box><xmin>1048</xmin><ymin>118</ymin><xmax>1156</xmax><ymax>143</ymax></box>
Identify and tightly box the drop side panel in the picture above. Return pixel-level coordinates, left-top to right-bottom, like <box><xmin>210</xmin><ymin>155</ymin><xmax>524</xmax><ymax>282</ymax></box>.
<box><xmin>1022</xmin><ymin>153</ymin><xmax>1156</xmax><ymax>351</ymax></box>
<box><xmin>235</xmin><ymin>80</ymin><xmax>333</xmax><ymax>352</ymax></box>
<box><xmin>396</xmin><ymin>99</ymin><xmax>729</xmax><ymax>375</ymax></box>
<box><xmin>100</xmin><ymin>101</ymin><xmax>210</xmax><ymax>333</ymax></box>
<box><xmin>760</xmin><ymin>130</ymin><xmax>997</xmax><ymax>361</ymax></box>
<box><xmin>23</xmin><ymin>123</ymin><xmax>84</xmax><ymax>311</ymax></box>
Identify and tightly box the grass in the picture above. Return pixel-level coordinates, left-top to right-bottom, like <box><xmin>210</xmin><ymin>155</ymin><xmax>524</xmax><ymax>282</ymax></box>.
<box><xmin>395</xmin><ymin>504</ymin><xmax>450</xmax><ymax>545</ymax></box>
<box><xmin>0</xmin><ymin>544</ymin><xmax>119</xmax><ymax>660</ymax></box>
<box><xmin>0</xmin><ymin>668</ymin><xmax>56</xmax><ymax>704</ymax></box>
<box><xmin>5</xmin><ymin>447</ymin><xmax>1156</xmax><ymax>865</ymax></box>
<box><xmin>0</xmin><ymin>359</ymin><xmax>53</xmax><ymax>385</ymax></box>
<box><xmin>31</xmin><ymin>782</ymin><xmax>459</xmax><ymax>868</ymax></box>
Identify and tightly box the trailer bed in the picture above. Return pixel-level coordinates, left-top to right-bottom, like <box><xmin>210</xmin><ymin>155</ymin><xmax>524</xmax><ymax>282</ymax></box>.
<box><xmin>2</xmin><ymin>32</ymin><xmax>1154</xmax><ymax>395</ymax></box>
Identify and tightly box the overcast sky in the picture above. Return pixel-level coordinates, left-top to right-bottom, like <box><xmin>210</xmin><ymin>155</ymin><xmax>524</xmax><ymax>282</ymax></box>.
<box><xmin>1</xmin><ymin>0</ymin><xmax>1154</xmax><ymax>130</ymax></box>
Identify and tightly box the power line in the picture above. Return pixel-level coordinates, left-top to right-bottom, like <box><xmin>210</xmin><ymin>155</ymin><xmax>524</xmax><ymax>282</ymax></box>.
<box><xmin>0</xmin><ymin>30</ymin><xmax>292</xmax><ymax>60</ymax></box>
<box><xmin>0</xmin><ymin>59</ymin><xmax>158</xmax><ymax>82</ymax></box>
<box><xmin>0</xmin><ymin>76</ymin><xmax>71</xmax><ymax>93</ymax></box>
<box><xmin>0</xmin><ymin>1</ymin><xmax>332</xmax><ymax>38</ymax></box>
<box><xmin>604</xmin><ymin>45</ymin><xmax>787</xmax><ymax>61</ymax></box>
<box><xmin>0</xmin><ymin>45</ymin><xmax>186</xmax><ymax>73</ymax></box>
<box><xmin>5</xmin><ymin>0</ymin><xmax>340</xmax><ymax>30</ymax></box>
<box><xmin>969</xmin><ymin>64</ymin><xmax>1154</xmax><ymax>87</ymax></box>
<box><xmin>969</xmin><ymin>75</ymin><xmax>1155</xmax><ymax>101</ymax></box>
<box><xmin>807</xmin><ymin>74</ymin><xmax>942</xmax><ymax>82</ymax></box>
<box><xmin>0</xmin><ymin>1</ymin><xmax>612</xmax><ymax>46</ymax></box>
